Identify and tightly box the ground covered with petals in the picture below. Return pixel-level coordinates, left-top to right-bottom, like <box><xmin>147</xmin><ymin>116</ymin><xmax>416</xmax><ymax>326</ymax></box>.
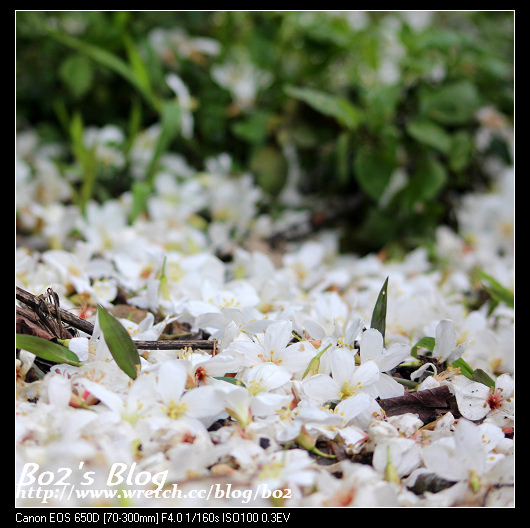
<box><xmin>16</xmin><ymin>135</ymin><xmax>514</xmax><ymax>508</ymax></box>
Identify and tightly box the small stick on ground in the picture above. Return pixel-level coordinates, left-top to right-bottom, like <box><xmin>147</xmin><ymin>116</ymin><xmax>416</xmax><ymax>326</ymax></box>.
<box><xmin>16</xmin><ymin>286</ymin><xmax>216</xmax><ymax>351</ymax></box>
<box><xmin>16</xmin><ymin>286</ymin><xmax>95</xmax><ymax>335</ymax></box>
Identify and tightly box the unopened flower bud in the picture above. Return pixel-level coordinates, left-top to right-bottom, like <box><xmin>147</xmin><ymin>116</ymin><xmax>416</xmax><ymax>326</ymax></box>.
<box><xmin>295</xmin><ymin>426</ymin><xmax>335</xmax><ymax>459</ymax></box>
<box><xmin>384</xmin><ymin>445</ymin><xmax>400</xmax><ymax>485</ymax></box>
<box><xmin>302</xmin><ymin>343</ymin><xmax>332</xmax><ymax>379</ymax></box>
<box><xmin>158</xmin><ymin>256</ymin><xmax>171</xmax><ymax>301</ymax></box>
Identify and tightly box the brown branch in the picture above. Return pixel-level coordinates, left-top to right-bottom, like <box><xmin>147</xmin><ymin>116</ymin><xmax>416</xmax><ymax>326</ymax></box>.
<box><xmin>16</xmin><ymin>286</ymin><xmax>216</xmax><ymax>351</ymax></box>
<box><xmin>134</xmin><ymin>340</ymin><xmax>215</xmax><ymax>351</ymax></box>
<box><xmin>16</xmin><ymin>305</ymin><xmax>57</xmax><ymax>341</ymax></box>
<box><xmin>16</xmin><ymin>286</ymin><xmax>95</xmax><ymax>335</ymax></box>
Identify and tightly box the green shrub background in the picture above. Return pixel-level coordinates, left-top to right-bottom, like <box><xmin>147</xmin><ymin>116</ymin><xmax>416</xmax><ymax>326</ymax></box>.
<box><xmin>16</xmin><ymin>11</ymin><xmax>514</xmax><ymax>255</ymax></box>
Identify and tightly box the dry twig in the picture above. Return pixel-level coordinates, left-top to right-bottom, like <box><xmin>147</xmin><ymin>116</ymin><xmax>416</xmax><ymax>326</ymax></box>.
<box><xmin>16</xmin><ymin>286</ymin><xmax>216</xmax><ymax>351</ymax></box>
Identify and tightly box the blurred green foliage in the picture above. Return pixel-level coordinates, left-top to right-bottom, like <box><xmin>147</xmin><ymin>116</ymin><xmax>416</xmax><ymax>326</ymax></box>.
<box><xmin>16</xmin><ymin>11</ymin><xmax>514</xmax><ymax>254</ymax></box>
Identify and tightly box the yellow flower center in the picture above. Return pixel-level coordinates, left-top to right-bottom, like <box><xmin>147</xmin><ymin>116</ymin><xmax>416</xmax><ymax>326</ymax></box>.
<box><xmin>258</xmin><ymin>461</ymin><xmax>284</xmax><ymax>480</ymax></box>
<box><xmin>165</xmin><ymin>400</ymin><xmax>187</xmax><ymax>420</ymax></box>
<box><xmin>248</xmin><ymin>379</ymin><xmax>266</xmax><ymax>396</ymax></box>
<box><xmin>338</xmin><ymin>381</ymin><xmax>361</xmax><ymax>400</ymax></box>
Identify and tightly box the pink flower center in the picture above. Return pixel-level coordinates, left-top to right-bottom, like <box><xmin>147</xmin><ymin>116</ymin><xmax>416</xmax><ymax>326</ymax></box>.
<box><xmin>487</xmin><ymin>390</ymin><xmax>503</xmax><ymax>411</ymax></box>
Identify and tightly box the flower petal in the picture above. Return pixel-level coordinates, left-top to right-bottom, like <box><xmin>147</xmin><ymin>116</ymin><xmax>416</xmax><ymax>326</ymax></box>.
<box><xmin>182</xmin><ymin>386</ymin><xmax>225</xmax><ymax>418</ymax></box>
<box><xmin>157</xmin><ymin>360</ymin><xmax>187</xmax><ymax>404</ymax></box>
<box><xmin>250</xmin><ymin>392</ymin><xmax>292</xmax><ymax>417</ymax></box>
<box><xmin>302</xmin><ymin>374</ymin><xmax>340</xmax><ymax>403</ymax></box>
<box><xmin>433</xmin><ymin>319</ymin><xmax>457</xmax><ymax>361</ymax></box>
<box><xmin>378</xmin><ymin>343</ymin><xmax>410</xmax><ymax>373</ymax></box>
<box><xmin>330</xmin><ymin>347</ymin><xmax>356</xmax><ymax>386</ymax></box>
<box><xmin>360</xmin><ymin>328</ymin><xmax>384</xmax><ymax>364</ymax></box>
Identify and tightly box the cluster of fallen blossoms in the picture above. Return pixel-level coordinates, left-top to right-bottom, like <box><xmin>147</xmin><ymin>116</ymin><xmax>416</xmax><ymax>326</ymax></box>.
<box><xmin>16</xmin><ymin>126</ymin><xmax>514</xmax><ymax>507</ymax></box>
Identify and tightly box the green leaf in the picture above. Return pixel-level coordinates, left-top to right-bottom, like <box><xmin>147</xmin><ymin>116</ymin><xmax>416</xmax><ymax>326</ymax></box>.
<box><xmin>231</xmin><ymin>111</ymin><xmax>272</xmax><ymax>144</ymax></box>
<box><xmin>285</xmin><ymin>85</ymin><xmax>362</xmax><ymax>130</ymax></box>
<box><xmin>398</xmin><ymin>153</ymin><xmax>447</xmax><ymax>211</ymax></box>
<box><xmin>354</xmin><ymin>142</ymin><xmax>397</xmax><ymax>201</ymax></box>
<box><xmin>130</xmin><ymin>181</ymin><xmax>151</xmax><ymax>223</ymax></box>
<box><xmin>451</xmin><ymin>357</ymin><xmax>475</xmax><ymax>379</ymax></box>
<box><xmin>145</xmin><ymin>101</ymin><xmax>181</xmax><ymax>187</ymax></box>
<box><xmin>213</xmin><ymin>376</ymin><xmax>247</xmax><ymax>388</ymax></box>
<box><xmin>410</xmin><ymin>336</ymin><xmax>436</xmax><ymax>358</ymax></box>
<box><xmin>406</xmin><ymin>118</ymin><xmax>452</xmax><ymax>155</ymax></box>
<box><xmin>471</xmin><ymin>369</ymin><xmax>496</xmax><ymax>389</ymax></box>
<box><xmin>69</xmin><ymin>110</ymin><xmax>85</xmax><ymax>160</ymax></box>
<box><xmin>419</xmin><ymin>81</ymin><xmax>480</xmax><ymax>125</ymax></box>
<box><xmin>476</xmin><ymin>269</ymin><xmax>514</xmax><ymax>309</ymax></box>
<box><xmin>68</xmin><ymin>111</ymin><xmax>98</xmax><ymax>215</ymax></box>
<box><xmin>47</xmin><ymin>29</ymin><xmax>161</xmax><ymax>112</ymax></box>
<box><xmin>370</xmin><ymin>276</ymin><xmax>389</xmax><ymax>342</ymax></box>
<box><xmin>362</xmin><ymin>85</ymin><xmax>401</xmax><ymax>132</ymax></box>
<box><xmin>97</xmin><ymin>305</ymin><xmax>140</xmax><ymax>379</ymax></box>
<box><xmin>451</xmin><ymin>358</ymin><xmax>496</xmax><ymax>388</ymax></box>
<box><xmin>449</xmin><ymin>131</ymin><xmax>474</xmax><ymax>172</ymax></box>
<box><xmin>250</xmin><ymin>146</ymin><xmax>288</xmax><ymax>196</ymax></box>
<box><xmin>123</xmin><ymin>32</ymin><xmax>153</xmax><ymax>98</ymax></box>
<box><xmin>126</xmin><ymin>97</ymin><xmax>143</xmax><ymax>155</ymax></box>
<box><xmin>59</xmin><ymin>54</ymin><xmax>94</xmax><ymax>99</ymax></box>
<box><xmin>16</xmin><ymin>334</ymin><xmax>82</xmax><ymax>367</ymax></box>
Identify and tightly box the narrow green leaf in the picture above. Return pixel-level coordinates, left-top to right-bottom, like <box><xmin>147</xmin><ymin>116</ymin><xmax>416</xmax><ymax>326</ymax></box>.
<box><xmin>97</xmin><ymin>305</ymin><xmax>140</xmax><ymax>379</ymax></box>
<box><xmin>68</xmin><ymin>111</ymin><xmax>98</xmax><ymax>215</ymax></box>
<box><xmin>47</xmin><ymin>29</ymin><xmax>161</xmax><ymax>112</ymax></box>
<box><xmin>213</xmin><ymin>376</ymin><xmax>247</xmax><ymax>388</ymax></box>
<box><xmin>476</xmin><ymin>269</ymin><xmax>514</xmax><ymax>309</ymax></box>
<box><xmin>451</xmin><ymin>357</ymin><xmax>475</xmax><ymax>379</ymax></box>
<box><xmin>16</xmin><ymin>334</ymin><xmax>82</xmax><ymax>367</ymax></box>
<box><xmin>129</xmin><ymin>181</ymin><xmax>151</xmax><ymax>223</ymax></box>
<box><xmin>411</xmin><ymin>336</ymin><xmax>436</xmax><ymax>358</ymax></box>
<box><xmin>471</xmin><ymin>369</ymin><xmax>496</xmax><ymax>389</ymax></box>
<box><xmin>123</xmin><ymin>32</ymin><xmax>153</xmax><ymax>98</ymax></box>
<box><xmin>371</xmin><ymin>276</ymin><xmax>389</xmax><ymax>342</ymax></box>
<box><xmin>145</xmin><ymin>101</ymin><xmax>181</xmax><ymax>187</ymax></box>
<box><xmin>452</xmin><ymin>357</ymin><xmax>496</xmax><ymax>388</ymax></box>
<box><xmin>125</xmin><ymin>97</ymin><xmax>143</xmax><ymax>155</ymax></box>
<box><xmin>69</xmin><ymin>110</ymin><xmax>85</xmax><ymax>160</ymax></box>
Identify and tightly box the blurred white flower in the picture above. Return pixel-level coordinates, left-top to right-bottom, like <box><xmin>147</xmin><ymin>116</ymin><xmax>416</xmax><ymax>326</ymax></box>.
<box><xmin>83</xmin><ymin>125</ymin><xmax>126</xmax><ymax>169</ymax></box>
<box><xmin>166</xmin><ymin>73</ymin><xmax>194</xmax><ymax>139</ymax></box>
<box><xmin>149</xmin><ymin>28</ymin><xmax>220</xmax><ymax>64</ymax></box>
<box><xmin>211</xmin><ymin>58</ymin><xmax>272</xmax><ymax>110</ymax></box>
